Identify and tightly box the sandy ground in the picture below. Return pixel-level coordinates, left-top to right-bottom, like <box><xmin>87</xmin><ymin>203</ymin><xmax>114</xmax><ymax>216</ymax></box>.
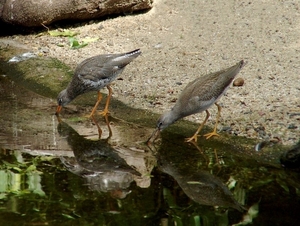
<box><xmin>9</xmin><ymin>0</ymin><xmax>300</xmax><ymax>145</ymax></box>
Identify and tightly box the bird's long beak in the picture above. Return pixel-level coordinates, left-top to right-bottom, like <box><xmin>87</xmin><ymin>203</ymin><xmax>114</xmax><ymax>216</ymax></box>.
<box><xmin>55</xmin><ymin>105</ymin><xmax>62</xmax><ymax>115</ymax></box>
<box><xmin>146</xmin><ymin>128</ymin><xmax>161</xmax><ymax>145</ymax></box>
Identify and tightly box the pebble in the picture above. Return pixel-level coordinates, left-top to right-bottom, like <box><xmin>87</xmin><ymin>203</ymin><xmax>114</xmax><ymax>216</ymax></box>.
<box><xmin>288</xmin><ymin>124</ymin><xmax>297</xmax><ymax>129</ymax></box>
<box><xmin>280</xmin><ymin>143</ymin><xmax>300</xmax><ymax>169</ymax></box>
<box><xmin>233</xmin><ymin>77</ymin><xmax>245</xmax><ymax>86</ymax></box>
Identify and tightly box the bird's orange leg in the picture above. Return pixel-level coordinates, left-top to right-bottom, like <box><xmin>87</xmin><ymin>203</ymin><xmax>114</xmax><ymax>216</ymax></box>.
<box><xmin>91</xmin><ymin>115</ymin><xmax>103</xmax><ymax>139</ymax></box>
<box><xmin>104</xmin><ymin>113</ymin><xmax>113</xmax><ymax>139</ymax></box>
<box><xmin>203</xmin><ymin>103</ymin><xmax>221</xmax><ymax>139</ymax></box>
<box><xmin>89</xmin><ymin>91</ymin><xmax>103</xmax><ymax>118</ymax></box>
<box><xmin>185</xmin><ymin>110</ymin><xmax>210</xmax><ymax>143</ymax></box>
<box><xmin>98</xmin><ymin>85</ymin><xmax>113</xmax><ymax>117</ymax></box>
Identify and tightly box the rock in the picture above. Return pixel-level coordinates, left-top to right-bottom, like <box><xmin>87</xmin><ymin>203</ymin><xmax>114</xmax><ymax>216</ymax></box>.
<box><xmin>0</xmin><ymin>0</ymin><xmax>153</xmax><ymax>27</ymax></box>
<box><xmin>233</xmin><ymin>77</ymin><xmax>244</xmax><ymax>86</ymax></box>
<box><xmin>280</xmin><ymin>142</ymin><xmax>300</xmax><ymax>169</ymax></box>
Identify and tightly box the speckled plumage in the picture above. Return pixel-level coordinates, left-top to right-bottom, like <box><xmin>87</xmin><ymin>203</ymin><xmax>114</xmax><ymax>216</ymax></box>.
<box><xmin>149</xmin><ymin>60</ymin><xmax>245</xmax><ymax>143</ymax></box>
<box><xmin>56</xmin><ymin>49</ymin><xmax>141</xmax><ymax>115</ymax></box>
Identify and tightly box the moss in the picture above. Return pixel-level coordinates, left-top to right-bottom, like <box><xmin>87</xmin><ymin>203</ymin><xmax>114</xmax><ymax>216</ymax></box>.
<box><xmin>1</xmin><ymin>56</ymin><xmax>73</xmax><ymax>98</ymax></box>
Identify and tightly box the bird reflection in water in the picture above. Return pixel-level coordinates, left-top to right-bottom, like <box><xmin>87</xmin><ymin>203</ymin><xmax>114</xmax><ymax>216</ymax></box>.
<box><xmin>56</xmin><ymin>115</ymin><xmax>141</xmax><ymax>199</ymax></box>
<box><xmin>90</xmin><ymin>114</ymin><xmax>112</xmax><ymax>140</ymax></box>
<box><xmin>157</xmin><ymin>143</ymin><xmax>246</xmax><ymax>212</ymax></box>
<box><xmin>189</xmin><ymin>141</ymin><xmax>224</xmax><ymax>175</ymax></box>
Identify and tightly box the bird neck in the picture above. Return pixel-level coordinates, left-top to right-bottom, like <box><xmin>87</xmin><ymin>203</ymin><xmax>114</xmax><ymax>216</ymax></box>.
<box><xmin>171</xmin><ymin>104</ymin><xmax>187</xmax><ymax>119</ymax></box>
<box><xmin>65</xmin><ymin>82</ymin><xmax>80</xmax><ymax>100</ymax></box>
<box><xmin>165</xmin><ymin>109</ymin><xmax>181</xmax><ymax>125</ymax></box>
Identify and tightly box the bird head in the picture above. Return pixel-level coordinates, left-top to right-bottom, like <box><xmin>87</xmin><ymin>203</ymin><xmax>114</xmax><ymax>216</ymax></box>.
<box><xmin>147</xmin><ymin>111</ymin><xmax>177</xmax><ymax>144</ymax></box>
<box><xmin>156</xmin><ymin>111</ymin><xmax>176</xmax><ymax>131</ymax></box>
<box><xmin>56</xmin><ymin>89</ymin><xmax>71</xmax><ymax>114</ymax></box>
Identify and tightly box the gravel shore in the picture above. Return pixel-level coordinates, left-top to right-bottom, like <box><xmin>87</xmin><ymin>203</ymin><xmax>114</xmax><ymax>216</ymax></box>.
<box><xmin>9</xmin><ymin>0</ymin><xmax>300</xmax><ymax>145</ymax></box>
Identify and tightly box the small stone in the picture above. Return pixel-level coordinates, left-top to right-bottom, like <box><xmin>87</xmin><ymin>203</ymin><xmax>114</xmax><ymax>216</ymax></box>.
<box><xmin>221</xmin><ymin>126</ymin><xmax>232</xmax><ymax>132</ymax></box>
<box><xmin>154</xmin><ymin>43</ymin><xmax>163</xmax><ymax>49</ymax></box>
<box><xmin>39</xmin><ymin>47</ymin><xmax>49</xmax><ymax>53</ymax></box>
<box><xmin>233</xmin><ymin>77</ymin><xmax>244</xmax><ymax>86</ymax></box>
<box><xmin>288</xmin><ymin>124</ymin><xmax>297</xmax><ymax>129</ymax></box>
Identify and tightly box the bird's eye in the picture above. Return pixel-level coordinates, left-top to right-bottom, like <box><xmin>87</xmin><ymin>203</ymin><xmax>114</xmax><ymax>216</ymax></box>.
<box><xmin>158</xmin><ymin>122</ymin><xmax>163</xmax><ymax>128</ymax></box>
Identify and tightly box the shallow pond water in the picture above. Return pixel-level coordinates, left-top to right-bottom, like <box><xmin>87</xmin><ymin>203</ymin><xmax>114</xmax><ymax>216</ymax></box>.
<box><xmin>0</xmin><ymin>56</ymin><xmax>300</xmax><ymax>225</ymax></box>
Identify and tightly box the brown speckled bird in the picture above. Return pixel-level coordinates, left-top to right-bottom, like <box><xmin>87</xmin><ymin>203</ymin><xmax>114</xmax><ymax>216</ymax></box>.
<box><xmin>148</xmin><ymin>60</ymin><xmax>246</xmax><ymax>143</ymax></box>
<box><xmin>56</xmin><ymin>49</ymin><xmax>141</xmax><ymax>117</ymax></box>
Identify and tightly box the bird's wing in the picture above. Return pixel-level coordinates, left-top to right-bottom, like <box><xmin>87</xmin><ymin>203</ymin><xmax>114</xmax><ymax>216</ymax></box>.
<box><xmin>180</xmin><ymin>74</ymin><xmax>219</xmax><ymax>104</ymax></box>
<box><xmin>174</xmin><ymin>61</ymin><xmax>244</xmax><ymax>116</ymax></box>
<box><xmin>74</xmin><ymin>55</ymin><xmax>119</xmax><ymax>82</ymax></box>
